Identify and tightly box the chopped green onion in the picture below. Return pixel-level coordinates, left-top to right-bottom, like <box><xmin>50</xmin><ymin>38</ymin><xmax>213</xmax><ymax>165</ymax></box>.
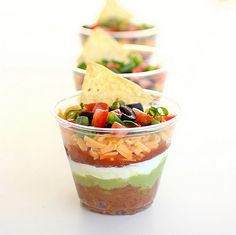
<box><xmin>147</xmin><ymin>107</ymin><xmax>157</xmax><ymax>117</ymax></box>
<box><xmin>78</xmin><ymin>62</ymin><xmax>87</xmax><ymax>70</ymax></box>
<box><xmin>76</xmin><ymin>116</ymin><xmax>89</xmax><ymax>126</ymax></box>
<box><xmin>157</xmin><ymin>107</ymin><xmax>169</xmax><ymax>116</ymax></box>
<box><xmin>144</xmin><ymin>65</ymin><xmax>157</xmax><ymax>71</ymax></box>
<box><xmin>148</xmin><ymin>106</ymin><xmax>160</xmax><ymax>117</ymax></box>
<box><xmin>107</xmin><ymin>112</ymin><xmax>123</xmax><ymax>125</ymax></box>
<box><xmin>101</xmin><ymin>17</ymin><xmax>129</xmax><ymax>29</ymax></box>
<box><xmin>147</xmin><ymin>106</ymin><xmax>169</xmax><ymax>117</ymax></box>
<box><xmin>99</xmin><ymin>59</ymin><xmax>109</xmax><ymax>66</ymax></box>
<box><xmin>123</xmin><ymin>120</ymin><xmax>140</xmax><ymax>127</ymax></box>
<box><xmin>107</xmin><ymin>112</ymin><xmax>115</xmax><ymax>124</ymax></box>
<box><xmin>66</xmin><ymin>110</ymin><xmax>79</xmax><ymax>121</ymax></box>
<box><xmin>80</xmin><ymin>102</ymin><xmax>84</xmax><ymax>109</ymax></box>
<box><xmin>131</xmin><ymin>56</ymin><xmax>143</xmax><ymax>66</ymax></box>
<box><xmin>110</xmin><ymin>101</ymin><xmax>119</xmax><ymax>110</ymax></box>
<box><xmin>128</xmin><ymin>52</ymin><xmax>143</xmax><ymax>65</ymax></box>
<box><xmin>151</xmin><ymin>119</ymin><xmax>160</xmax><ymax>125</ymax></box>
<box><xmin>112</xmin><ymin>60</ymin><xmax>125</xmax><ymax>67</ymax></box>
<box><xmin>110</xmin><ymin>100</ymin><xmax>125</xmax><ymax>110</ymax></box>
<box><xmin>139</xmin><ymin>23</ymin><xmax>150</xmax><ymax>29</ymax></box>
<box><xmin>119</xmin><ymin>61</ymin><xmax>136</xmax><ymax>73</ymax></box>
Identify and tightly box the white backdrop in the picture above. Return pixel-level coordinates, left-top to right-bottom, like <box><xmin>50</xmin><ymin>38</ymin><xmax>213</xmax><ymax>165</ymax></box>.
<box><xmin>0</xmin><ymin>0</ymin><xmax>236</xmax><ymax>234</ymax></box>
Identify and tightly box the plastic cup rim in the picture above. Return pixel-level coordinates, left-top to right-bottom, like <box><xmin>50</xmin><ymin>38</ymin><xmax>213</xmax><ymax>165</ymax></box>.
<box><xmin>73</xmin><ymin>66</ymin><xmax>166</xmax><ymax>78</ymax></box>
<box><xmin>80</xmin><ymin>25</ymin><xmax>158</xmax><ymax>38</ymax></box>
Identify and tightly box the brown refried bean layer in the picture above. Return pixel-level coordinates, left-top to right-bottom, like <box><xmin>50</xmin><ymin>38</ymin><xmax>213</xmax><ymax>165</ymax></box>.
<box><xmin>75</xmin><ymin>181</ymin><xmax>159</xmax><ymax>215</ymax></box>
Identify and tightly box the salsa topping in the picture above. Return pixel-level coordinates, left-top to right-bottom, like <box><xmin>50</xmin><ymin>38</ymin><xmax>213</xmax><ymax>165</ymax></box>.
<box><xmin>84</xmin><ymin>18</ymin><xmax>152</xmax><ymax>32</ymax></box>
<box><xmin>62</xmin><ymin>101</ymin><xmax>175</xmax><ymax>128</ymax></box>
<box><xmin>78</xmin><ymin>52</ymin><xmax>160</xmax><ymax>73</ymax></box>
<box><xmin>60</xmin><ymin>62</ymin><xmax>176</xmax><ymax>130</ymax></box>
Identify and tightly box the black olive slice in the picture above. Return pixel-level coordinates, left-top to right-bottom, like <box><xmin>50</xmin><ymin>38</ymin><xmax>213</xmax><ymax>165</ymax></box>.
<box><xmin>127</xmin><ymin>103</ymin><xmax>143</xmax><ymax>111</ymax></box>
<box><xmin>120</xmin><ymin>105</ymin><xmax>136</xmax><ymax>121</ymax></box>
<box><xmin>79</xmin><ymin>111</ymin><xmax>94</xmax><ymax>122</ymax></box>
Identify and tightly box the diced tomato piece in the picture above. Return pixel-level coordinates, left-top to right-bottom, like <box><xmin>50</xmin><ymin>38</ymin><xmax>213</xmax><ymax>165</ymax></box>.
<box><xmin>84</xmin><ymin>102</ymin><xmax>109</xmax><ymax>112</ymax></box>
<box><xmin>111</xmin><ymin>109</ymin><xmax>122</xmax><ymax>117</ymax></box>
<box><xmin>132</xmin><ymin>62</ymin><xmax>148</xmax><ymax>73</ymax></box>
<box><xmin>156</xmin><ymin>115</ymin><xmax>176</xmax><ymax>122</ymax></box>
<box><xmin>106</xmin><ymin>63</ymin><xmax>119</xmax><ymax>70</ymax></box>
<box><xmin>133</xmin><ymin>108</ymin><xmax>154</xmax><ymax>126</ymax></box>
<box><xmin>162</xmin><ymin>115</ymin><xmax>176</xmax><ymax>121</ymax></box>
<box><xmin>92</xmin><ymin>102</ymin><xmax>109</xmax><ymax>112</ymax></box>
<box><xmin>92</xmin><ymin>109</ymin><xmax>109</xmax><ymax>127</ymax></box>
<box><xmin>84</xmin><ymin>103</ymin><xmax>96</xmax><ymax>112</ymax></box>
<box><xmin>132</xmin><ymin>66</ymin><xmax>145</xmax><ymax>73</ymax></box>
<box><xmin>111</xmin><ymin>122</ymin><xmax>126</xmax><ymax>128</ymax></box>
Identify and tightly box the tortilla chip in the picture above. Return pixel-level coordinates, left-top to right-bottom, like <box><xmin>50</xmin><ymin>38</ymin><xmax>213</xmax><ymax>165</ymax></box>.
<box><xmin>97</xmin><ymin>0</ymin><xmax>133</xmax><ymax>23</ymax></box>
<box><xmin>80</xmin><ymin>62</ymin><xmax>153</xmax><ymax>106</ymax></box>
<box><xmin>78</xmin><ymin>28</ymin><xmax>129</xmax><ymax>64</ymax></box>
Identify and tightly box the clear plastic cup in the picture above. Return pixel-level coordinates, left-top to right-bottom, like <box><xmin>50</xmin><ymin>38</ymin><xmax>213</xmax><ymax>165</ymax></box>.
<box><xmin>54</xmin><ymin>90</ymin><xmax>179</xmax><ymax>215</ymax></box>
<box><xmin>80</xmin><ymin>26</ymin><xmax>158</xmax><ymax>47</ymax></box>
<box><xmin>73</xmin><ymin>45</ymin><xmax>167</xmax><ymax>91</ymax></box>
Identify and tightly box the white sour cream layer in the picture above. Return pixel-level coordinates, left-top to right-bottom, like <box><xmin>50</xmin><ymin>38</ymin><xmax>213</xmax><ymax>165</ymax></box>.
<box><xmin>69</xmin><ymin>151</ymin><xmax>167</xmax><ymax>180</ymax></box>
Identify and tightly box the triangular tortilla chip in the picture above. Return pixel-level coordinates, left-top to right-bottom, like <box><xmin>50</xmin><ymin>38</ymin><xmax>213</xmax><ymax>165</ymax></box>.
<box><xmin>77</xmin><ymin>28</ymin><xmax>129</xmax><ymax>64</ymax></box>
<box><xmin>97</xmin><ymin>0</ymin><xmax>133</xmax><ymax>23</ymax></box>
<box><xmin>80</xmin><ymin>62</ymin><xmax>153</xmax><ymax>106</ymax></box>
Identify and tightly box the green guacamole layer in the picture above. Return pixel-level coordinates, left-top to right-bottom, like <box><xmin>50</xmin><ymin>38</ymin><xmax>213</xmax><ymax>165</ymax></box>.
<box><xmin>72</xmin><ymin>158</ymin><xmax>166</xmax><ymax>190</ymax></box>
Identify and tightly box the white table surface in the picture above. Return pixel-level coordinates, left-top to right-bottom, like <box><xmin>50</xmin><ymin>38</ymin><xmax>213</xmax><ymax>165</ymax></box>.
<box><xmin>1</xmin><ymin>0</ymin><xmax>236</xmax><ymax>234</ymax></box>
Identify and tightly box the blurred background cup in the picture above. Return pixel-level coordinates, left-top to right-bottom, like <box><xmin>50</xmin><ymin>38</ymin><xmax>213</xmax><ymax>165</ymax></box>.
<box><xmin>54</xmin><ymin>90</ymin><xmax>180</xmax><ymax>215</ymax></box>
<box><xmin>73</xmin><ymin>44</ymin><xmax>167</xmax><ymax>91</ymax></box>
<box><xmin>79</xmin><ymin>25</ymin><xmax>158</xmax><ymax>46</ymax></box>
